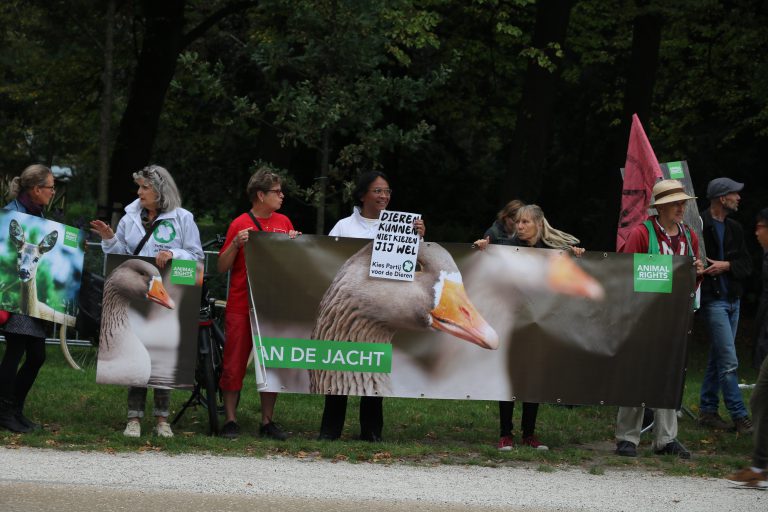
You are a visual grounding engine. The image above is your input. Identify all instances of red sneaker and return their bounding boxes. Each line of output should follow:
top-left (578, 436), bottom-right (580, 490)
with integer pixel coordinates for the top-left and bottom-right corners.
top-left (497, 435), bottom-right (514, 451)
top-left (521, 435), bottom-right (549, 451)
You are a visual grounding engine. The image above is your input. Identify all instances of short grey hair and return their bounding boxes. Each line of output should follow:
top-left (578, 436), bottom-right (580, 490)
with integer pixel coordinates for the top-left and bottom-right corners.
top-left (246, 167), bottom-right (281, 203)
top-left (132, 164), bottom-right (182, 212)
top-left (7, 164), bottom-right (53, 200)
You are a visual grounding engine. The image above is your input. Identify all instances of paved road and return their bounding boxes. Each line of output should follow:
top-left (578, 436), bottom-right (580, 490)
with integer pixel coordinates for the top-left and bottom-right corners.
top-left (0, 447), bottom-right (765, 511)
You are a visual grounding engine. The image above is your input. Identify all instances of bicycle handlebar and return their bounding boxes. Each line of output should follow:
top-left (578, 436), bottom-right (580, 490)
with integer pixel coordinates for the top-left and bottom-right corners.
top-left (201, 234), bottom-right (226, 251)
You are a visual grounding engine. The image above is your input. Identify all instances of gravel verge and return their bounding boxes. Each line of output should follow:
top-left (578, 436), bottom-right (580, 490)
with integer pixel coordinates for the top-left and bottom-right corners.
top-left (0, 447), bottom-right (765, 511)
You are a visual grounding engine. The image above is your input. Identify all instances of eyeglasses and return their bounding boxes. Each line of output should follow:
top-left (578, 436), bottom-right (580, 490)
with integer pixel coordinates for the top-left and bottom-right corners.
top-left (369, 188), bottom-right (392, 196)
top-left (266, 189), bottom-right (284, 196)
top-left (757, 223), bottom-right (768, 230)
top-left (39, 185), bottom-right (56, 191)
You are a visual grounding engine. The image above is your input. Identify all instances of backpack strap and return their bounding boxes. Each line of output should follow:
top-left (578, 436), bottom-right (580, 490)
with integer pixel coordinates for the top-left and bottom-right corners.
top-left (133, 219), bottom-right (162, 256)
top-left (247, 211), bottom-right (264, 232)
top-left (681, 224), bottom-right (693, 257)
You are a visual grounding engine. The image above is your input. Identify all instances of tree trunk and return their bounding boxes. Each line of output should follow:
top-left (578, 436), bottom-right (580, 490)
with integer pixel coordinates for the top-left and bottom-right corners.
top-left (595, 1), bottom-right (663, 250)
top-left (315, 129), bottom-right (330, 235)
top-left (106, 0), bottom-right (259, 215)
top-left (107, 0), bottom-right (186, 213)
top-left (622, 3), bottom-right (663, 140)
top-left (98, 0), bottom-right (115, 224)
top-left (502, 0), bottom-right (574, 204)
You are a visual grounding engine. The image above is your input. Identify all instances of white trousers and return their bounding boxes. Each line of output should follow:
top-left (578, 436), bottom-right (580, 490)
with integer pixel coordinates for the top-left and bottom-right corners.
top-left (616, 407), bottom-right (678, 450)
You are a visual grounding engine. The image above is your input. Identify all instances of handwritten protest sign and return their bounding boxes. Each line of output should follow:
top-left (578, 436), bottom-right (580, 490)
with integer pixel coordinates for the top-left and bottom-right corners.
top-left (369, 210), bottom-right (421, 281)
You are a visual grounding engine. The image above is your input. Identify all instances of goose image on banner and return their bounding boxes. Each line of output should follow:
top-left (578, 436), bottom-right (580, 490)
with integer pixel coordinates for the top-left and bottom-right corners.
top-left (382, 245), bottom-right (607, 398)
top-left (96, 259), bottom-right (175, 387)
top-left (308, 241), bottom-right (499, 396)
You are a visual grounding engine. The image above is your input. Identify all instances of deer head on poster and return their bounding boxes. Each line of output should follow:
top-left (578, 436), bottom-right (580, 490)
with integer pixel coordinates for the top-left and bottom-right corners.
top-left (8, 218), bottom-right (68, 322)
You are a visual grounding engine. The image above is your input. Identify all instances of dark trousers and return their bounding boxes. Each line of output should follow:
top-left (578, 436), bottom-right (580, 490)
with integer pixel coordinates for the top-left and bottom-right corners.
top-left (499, 401), bottom-right (539, 438)
top-left (752, 353), bottom-right (768, 469)
top-left (0, 333), bottom-right (46, 408)
top-left (320, 395), bottom-right (384, 440)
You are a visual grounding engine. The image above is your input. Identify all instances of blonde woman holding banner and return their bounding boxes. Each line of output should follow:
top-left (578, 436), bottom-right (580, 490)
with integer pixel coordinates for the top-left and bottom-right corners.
top-left (475, 203), bottom-right (584, 451)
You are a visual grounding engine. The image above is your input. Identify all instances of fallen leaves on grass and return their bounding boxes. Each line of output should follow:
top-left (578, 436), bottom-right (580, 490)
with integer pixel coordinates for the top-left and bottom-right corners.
top-left (372, 451), bottom-right (391, 462)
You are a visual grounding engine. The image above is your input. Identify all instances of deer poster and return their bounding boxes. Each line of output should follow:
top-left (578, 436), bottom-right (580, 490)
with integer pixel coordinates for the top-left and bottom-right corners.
top-left (0, 210), bottom-right (84, 327)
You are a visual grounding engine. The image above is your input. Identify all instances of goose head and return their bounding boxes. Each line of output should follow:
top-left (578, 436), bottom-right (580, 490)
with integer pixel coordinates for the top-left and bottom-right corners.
top-left (478, 246), bottom-right (604, 301)
top-left (322, 241), bottom-right (498, 349)
top-left (105, 258), bottom-right (175, 310)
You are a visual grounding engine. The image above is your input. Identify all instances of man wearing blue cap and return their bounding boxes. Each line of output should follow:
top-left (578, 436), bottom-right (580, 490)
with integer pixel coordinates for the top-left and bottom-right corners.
top-left (698, 177), bottom-right (753, 434)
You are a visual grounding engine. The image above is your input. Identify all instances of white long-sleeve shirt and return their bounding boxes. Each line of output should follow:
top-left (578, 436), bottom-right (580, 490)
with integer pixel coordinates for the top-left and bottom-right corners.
top-left (102, 198), bottom-right (204, 261)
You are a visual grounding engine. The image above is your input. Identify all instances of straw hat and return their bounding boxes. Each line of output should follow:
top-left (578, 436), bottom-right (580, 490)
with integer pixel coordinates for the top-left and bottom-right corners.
top-left (650, 179), bottom-right (696, 206)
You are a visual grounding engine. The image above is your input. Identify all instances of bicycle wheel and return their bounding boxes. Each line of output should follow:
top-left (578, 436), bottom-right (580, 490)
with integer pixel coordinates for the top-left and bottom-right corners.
top-left (59, 324), bottom-right (98, 371)
top-left (199, 327), bottom-right (220, 435)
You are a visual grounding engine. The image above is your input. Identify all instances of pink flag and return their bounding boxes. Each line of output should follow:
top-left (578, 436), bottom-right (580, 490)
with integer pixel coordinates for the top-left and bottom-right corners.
top-left (616, 114), bottom-right (663, 251)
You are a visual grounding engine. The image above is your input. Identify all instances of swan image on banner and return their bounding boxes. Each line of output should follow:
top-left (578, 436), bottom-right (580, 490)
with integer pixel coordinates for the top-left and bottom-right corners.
top-left (96, 259), bottom-right (175, 387)
top-left (308, 241), bottom-right (498, 396)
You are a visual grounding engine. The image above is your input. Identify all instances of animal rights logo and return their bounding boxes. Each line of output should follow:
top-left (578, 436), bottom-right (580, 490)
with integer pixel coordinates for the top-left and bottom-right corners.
top-left (153, 220), bottom-right (177, 244)
top-left (402, 260), bottom-right (414, 273)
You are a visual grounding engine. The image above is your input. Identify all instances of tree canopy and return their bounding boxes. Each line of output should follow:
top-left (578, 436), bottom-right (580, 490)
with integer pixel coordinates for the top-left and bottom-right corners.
top-left (1, 0), bottom-right (767, 253)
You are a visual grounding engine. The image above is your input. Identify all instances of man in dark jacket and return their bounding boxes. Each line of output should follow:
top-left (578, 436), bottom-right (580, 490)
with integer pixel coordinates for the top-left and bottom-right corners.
top-left (698, 177), bottom-right (753, 434)
top-left (724, 207), bottom-right (768, 488)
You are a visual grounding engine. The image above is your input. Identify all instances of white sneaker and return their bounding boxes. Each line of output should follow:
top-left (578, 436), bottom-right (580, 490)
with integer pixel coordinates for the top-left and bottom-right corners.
top-left (123, 421), bottom-right (141, 438)
top-left (153, 421), bottom-right (174, 438)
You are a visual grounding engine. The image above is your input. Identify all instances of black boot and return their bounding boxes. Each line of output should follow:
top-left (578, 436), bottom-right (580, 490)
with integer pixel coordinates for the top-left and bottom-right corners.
top-left (14, 404), bottom-right (41, 431)
top-left (0, 399), bottom-right (32, 433)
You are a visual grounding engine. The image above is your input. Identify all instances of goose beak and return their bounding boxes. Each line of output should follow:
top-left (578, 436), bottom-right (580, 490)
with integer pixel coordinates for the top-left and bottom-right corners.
top-left (547, 254), bottom-right (604, 301)
top-left (147, 275), bottom-right (175, 309)
top-left (430, 279), bottom-right (499, 350)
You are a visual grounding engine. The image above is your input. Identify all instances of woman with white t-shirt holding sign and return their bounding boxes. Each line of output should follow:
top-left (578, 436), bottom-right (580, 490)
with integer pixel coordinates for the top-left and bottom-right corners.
top-left (320, 171), bottom-right (425, 442)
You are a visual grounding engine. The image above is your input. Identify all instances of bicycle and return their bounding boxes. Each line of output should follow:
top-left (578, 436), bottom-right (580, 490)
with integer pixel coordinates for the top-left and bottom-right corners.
top-left (171, 236), bottom-right (227, 436)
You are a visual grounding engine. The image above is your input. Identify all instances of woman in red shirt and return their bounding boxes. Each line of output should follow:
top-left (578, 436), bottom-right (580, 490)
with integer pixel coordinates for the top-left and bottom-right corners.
top-left (217, 169), bottom-right (300, 439)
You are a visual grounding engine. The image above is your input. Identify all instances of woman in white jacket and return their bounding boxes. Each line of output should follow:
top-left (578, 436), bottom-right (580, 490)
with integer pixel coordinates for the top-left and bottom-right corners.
top-left (90, 165), bottom-right (203, 438)
top-left (320, 171), bottom-right (424, 442)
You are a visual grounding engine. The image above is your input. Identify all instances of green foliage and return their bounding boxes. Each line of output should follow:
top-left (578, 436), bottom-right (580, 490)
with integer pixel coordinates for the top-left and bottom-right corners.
top-left (242, 0), bottom-right (448, 223)
top-left (2, 0), bottom-right (768, 249)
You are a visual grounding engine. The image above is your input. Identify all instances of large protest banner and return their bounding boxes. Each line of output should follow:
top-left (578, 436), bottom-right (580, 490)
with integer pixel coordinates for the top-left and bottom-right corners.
top-left (95, 254), bottom-right (202, 389)
top-left (0, 209), bottom-right (84, 326)
top-left (246, 233), bottom-right (696, 409)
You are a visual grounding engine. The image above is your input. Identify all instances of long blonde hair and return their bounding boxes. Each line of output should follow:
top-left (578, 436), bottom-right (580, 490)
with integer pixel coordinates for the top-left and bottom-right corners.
top-left (516, 204), bottom-right (580, 249)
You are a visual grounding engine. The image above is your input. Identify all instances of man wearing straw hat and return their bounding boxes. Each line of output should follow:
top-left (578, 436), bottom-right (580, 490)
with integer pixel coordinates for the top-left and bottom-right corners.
top-left (698, 177), bottom-right (754, 434)
top-left (615, 179), bottom-right (705, 458)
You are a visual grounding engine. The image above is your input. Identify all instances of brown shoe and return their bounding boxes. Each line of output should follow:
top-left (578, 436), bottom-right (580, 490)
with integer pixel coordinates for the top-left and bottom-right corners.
top-left (725, 467), bottom-right (767, 488)
top-left (734, 416), bottom-right (754, 435)
top-left (699, 411), bottom-right (731, 430)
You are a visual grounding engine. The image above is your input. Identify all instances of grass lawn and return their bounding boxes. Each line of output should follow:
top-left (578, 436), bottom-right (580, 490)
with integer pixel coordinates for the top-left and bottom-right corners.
top-left (1, 315), bottom-right (759, 478)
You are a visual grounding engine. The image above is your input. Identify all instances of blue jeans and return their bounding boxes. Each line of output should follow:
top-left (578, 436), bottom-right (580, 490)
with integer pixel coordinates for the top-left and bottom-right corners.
top-left (699, 299), bottom-right (748, 419)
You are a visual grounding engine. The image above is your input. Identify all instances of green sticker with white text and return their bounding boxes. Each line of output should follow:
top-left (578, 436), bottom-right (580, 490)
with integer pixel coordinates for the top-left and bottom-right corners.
top-left (63, 226), bottom-right (80, 248)
top-left (633, 254), bottom-right (673, 293)
top-left (667, 161), bottom-right (684, 179)
top-left (170, 259), bottom-right (197, 286)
